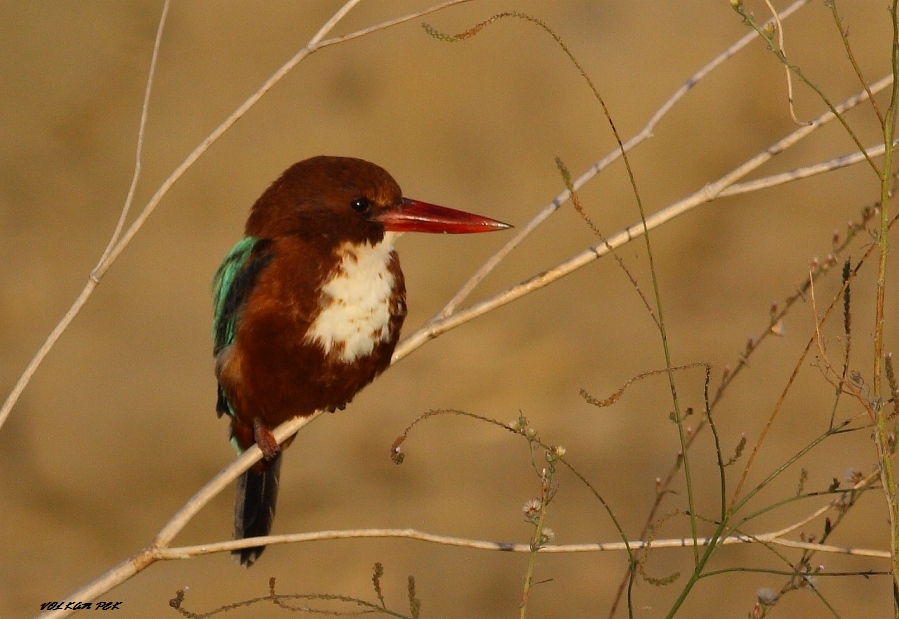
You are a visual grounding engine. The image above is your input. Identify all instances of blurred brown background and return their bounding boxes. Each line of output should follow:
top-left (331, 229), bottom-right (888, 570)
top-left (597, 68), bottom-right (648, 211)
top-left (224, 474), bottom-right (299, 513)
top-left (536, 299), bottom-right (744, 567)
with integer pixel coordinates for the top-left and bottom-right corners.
top-left (1, 1), bottom-right (897, 617)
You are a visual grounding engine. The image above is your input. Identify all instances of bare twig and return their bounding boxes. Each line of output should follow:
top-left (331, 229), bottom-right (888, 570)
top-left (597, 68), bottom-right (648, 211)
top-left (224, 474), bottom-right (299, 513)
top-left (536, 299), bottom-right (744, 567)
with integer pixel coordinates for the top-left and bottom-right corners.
top-left (0, 0), bottom-right (170, 432)
top-left (873, 0), bottom-right (899, 603)
top-left (719, 140), bottom-right (896, 197)
top-left (93, 3), bottom-right (168, 270)
top-left (0, 0), bottom-right (476, 434)
top-left (395, 73), bottom-right (893, 364)
top-left (828, 0), bottom-right (884, 124)
top-left (60, 526), bottom-right (899, 563)
top-left (430, 0), bottom-right (813, 322)
top-left (734, 1), bottom-right (881, 175)
top-left (51, 460), bottom-right (884, 617)
top-left (761, 0), bottom-right (806, 125)
top-left (39, 413), bottom-right (321, 619)
top-left (730, 209), bottom-right (899, 510)
top-left (186, 529), bottom-right (891, 559)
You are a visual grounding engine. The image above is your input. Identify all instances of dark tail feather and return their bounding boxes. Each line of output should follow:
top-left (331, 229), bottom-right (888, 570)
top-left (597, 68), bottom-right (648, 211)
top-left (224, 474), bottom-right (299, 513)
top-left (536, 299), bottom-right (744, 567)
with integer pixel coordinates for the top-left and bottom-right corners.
top-left (232, 456), bottom-right (281, 567)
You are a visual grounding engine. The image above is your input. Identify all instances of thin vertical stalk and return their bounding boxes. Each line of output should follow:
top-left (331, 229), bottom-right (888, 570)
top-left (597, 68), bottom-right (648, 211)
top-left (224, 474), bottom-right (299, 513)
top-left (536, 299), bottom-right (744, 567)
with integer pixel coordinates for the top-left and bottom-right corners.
top-left (874, 2), bottom-right (899, 612)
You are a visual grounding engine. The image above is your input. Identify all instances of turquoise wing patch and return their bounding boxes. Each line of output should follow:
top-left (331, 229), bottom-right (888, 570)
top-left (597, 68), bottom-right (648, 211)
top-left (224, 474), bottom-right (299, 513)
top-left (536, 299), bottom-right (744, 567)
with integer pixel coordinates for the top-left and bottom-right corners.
top-left (212, 236), bottom-right (273, 418)
top-left (212, 236), bottom-right (260, 355)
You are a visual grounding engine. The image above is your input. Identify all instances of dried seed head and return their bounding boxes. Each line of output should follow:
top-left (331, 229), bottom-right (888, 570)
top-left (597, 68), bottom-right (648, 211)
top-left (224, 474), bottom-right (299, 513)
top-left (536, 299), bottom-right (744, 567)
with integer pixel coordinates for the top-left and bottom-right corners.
top-left (844, 468), bottom-right (863, 484)
top-left (757, 588), bottom-right (778, 606)
top-left (522, 499), bottom-right (542, 517)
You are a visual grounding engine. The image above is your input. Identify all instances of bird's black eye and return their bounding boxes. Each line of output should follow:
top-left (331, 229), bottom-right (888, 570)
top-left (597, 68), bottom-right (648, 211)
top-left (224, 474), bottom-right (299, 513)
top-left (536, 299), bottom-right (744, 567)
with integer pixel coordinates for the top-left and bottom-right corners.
top-left (350, 198), bottom-right (371, 214)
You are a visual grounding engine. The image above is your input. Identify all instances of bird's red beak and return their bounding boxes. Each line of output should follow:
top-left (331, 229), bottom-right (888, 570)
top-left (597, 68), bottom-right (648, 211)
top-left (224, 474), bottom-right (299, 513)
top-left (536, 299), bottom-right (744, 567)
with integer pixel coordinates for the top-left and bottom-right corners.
top-left (376, 198), bottom-right (512, 234)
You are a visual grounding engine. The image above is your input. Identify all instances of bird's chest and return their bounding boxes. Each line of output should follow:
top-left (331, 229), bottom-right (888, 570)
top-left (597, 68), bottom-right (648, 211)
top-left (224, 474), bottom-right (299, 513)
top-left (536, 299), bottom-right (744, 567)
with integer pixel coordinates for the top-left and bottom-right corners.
top-left (303, 235), bottom-right (405, 364)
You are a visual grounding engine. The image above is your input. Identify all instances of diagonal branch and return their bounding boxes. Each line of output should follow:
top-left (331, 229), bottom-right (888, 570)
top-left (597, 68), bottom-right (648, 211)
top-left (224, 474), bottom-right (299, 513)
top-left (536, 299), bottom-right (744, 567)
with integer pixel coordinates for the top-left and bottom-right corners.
top-left (395, 73), bottom-right (892, 363)
top-left (430, 0), bottom-right (813, 322)
top-left (0, 0), bottom-right (477, 435)
top-left (162, 527), bottom-right (890, 560)
top-left (0, 0), bottom-right (171, 433)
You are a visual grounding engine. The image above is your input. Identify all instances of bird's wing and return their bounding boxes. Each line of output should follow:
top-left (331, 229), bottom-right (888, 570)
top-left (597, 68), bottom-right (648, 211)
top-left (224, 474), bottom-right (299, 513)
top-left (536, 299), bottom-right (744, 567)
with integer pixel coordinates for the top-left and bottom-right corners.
top-left (212, 236), bottom-right (273, 417)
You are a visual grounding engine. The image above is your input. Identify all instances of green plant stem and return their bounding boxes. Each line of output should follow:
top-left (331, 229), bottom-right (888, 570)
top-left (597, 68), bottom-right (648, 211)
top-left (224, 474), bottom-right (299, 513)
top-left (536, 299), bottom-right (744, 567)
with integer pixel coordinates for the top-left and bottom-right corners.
top-left (520, 464), bottom-right (553, 619)
top-left (829, 0), bottom-right (884, 124)
top-left (519, 512), bottom-right (545, 619)
top-left (734, 3), bottom-right (880, 175)
top-left (662, 521), bottom-right (726, 619)
top-left (662, 419), bottom-right (852, 618)
top-left (874, 3), bottom-right (899, 613)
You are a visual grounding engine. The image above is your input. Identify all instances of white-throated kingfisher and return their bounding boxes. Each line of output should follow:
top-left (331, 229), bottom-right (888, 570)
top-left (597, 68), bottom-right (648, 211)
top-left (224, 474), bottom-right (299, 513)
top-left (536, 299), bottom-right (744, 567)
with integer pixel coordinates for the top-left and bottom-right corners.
top-left (212, 156), bottom-right (511, 566)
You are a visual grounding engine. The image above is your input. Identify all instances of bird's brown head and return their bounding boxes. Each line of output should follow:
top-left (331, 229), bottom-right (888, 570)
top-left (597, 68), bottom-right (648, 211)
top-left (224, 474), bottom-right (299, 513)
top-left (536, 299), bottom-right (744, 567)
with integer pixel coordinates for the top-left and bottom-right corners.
top-left (245, 156), bottom-right (511, 245)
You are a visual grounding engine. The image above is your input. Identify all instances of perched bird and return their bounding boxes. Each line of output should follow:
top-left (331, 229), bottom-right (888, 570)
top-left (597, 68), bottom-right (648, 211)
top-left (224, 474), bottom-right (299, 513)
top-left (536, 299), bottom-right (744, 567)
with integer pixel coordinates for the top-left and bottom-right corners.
top-left (212, 156), bottom-right (510, 566)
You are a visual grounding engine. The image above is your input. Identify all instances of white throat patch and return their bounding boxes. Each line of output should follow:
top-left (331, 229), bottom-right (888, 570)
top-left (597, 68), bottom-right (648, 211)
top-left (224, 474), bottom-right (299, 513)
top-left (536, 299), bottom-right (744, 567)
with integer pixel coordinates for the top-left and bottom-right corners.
top-left (305, 232), bottom-right (399, 363)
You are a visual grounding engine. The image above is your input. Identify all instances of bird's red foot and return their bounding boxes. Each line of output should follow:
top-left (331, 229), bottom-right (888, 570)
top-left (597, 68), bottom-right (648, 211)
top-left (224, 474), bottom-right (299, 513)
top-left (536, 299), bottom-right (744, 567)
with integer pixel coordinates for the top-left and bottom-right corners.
top-left (253, 418), bottom-right (281, 461)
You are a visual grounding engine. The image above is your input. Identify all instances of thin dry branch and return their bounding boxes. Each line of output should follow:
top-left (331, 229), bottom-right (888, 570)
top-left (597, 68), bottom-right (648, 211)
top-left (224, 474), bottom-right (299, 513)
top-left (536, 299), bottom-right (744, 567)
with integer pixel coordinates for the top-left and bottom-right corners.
top-left (0, 0), bottom-right (475, 434)
top-left (47, 528), bottom-right (891, 619)
top-left (761, 0), bottom-right (805, 126)
top-left (809, 270), bottom-right (870, 413)
top-left (719, 140), bottom-right (896, 197)
top-left (395, 73), bottom-right (893, 363)
top-left (168, 528), bottom-right (889, 559)
top-left (730, 209), bottom-right (899, 511)
top-left (0, 0), bottom-right (170, 433)
top-left (84, 526), bottom-right (899, 563)
top-left (40, 513), bottom-right (892, 619)
top-left (39, 413), bottom-right (321, 619)
top-left (93, 2), bottom-right (168, 270)
top-left (430, 0), bottom-right (812, 322)
top-left (163, 468), bottom-right (884, 560)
